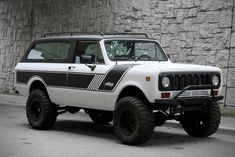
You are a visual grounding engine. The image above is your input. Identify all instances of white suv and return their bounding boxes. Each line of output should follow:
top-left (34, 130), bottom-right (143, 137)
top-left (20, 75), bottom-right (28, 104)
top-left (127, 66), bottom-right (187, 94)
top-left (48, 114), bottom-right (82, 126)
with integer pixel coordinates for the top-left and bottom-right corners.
top-left (15, 32), bottom-right (223, 145)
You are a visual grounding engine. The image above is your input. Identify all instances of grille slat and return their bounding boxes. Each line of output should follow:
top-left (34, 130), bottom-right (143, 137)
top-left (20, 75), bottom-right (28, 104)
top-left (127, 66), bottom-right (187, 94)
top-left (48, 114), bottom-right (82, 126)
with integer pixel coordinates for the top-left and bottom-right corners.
top-left (172, 73), bottom-right (212, 90)
top-left (174, 75), bottom-right (180, 90)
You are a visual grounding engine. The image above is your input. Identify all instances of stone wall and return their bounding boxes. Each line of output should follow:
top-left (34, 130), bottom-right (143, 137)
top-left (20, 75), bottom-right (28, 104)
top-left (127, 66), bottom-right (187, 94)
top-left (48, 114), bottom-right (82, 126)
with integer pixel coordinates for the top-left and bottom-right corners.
top-left (0, 0), bottom-right (32, 92)
top-left (226, 0), bottom-right (235, 106)
top-left (0, 0), bottom-right (234, 106)
top-left (111, 0), bottom-right (235, 106)
top-left (31, 0), bottom-right (114, 39)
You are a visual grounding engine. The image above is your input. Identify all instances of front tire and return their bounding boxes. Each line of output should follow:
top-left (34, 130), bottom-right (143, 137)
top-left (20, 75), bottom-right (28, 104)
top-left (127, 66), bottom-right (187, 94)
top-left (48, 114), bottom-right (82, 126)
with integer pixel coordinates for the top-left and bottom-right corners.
top-left (26, 89), bottom-right (57, 130)
top-left (113, 96), bottom-right (155, 145)
top-left (181, 102), bottom-right (221, 137)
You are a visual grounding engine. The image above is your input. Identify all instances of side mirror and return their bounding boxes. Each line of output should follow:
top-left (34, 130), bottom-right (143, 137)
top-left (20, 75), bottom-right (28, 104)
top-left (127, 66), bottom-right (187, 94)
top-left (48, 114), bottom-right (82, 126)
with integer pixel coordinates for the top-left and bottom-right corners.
top-left (80, 54), bottom-right (95, 64)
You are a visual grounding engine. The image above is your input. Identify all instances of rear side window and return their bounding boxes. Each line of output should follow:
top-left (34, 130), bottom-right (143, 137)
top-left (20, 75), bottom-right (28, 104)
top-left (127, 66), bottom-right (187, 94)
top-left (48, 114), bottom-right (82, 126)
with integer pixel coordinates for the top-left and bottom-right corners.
top-left (27, 42), bottom-right (71, 61)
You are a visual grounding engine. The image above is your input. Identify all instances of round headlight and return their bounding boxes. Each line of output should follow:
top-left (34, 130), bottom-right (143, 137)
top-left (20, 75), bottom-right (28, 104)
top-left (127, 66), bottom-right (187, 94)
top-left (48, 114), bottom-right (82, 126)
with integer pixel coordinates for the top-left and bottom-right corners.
top-left (212, 75), bottom-right (219, 87)
top-left (162, 76), bottom-right (170, 88)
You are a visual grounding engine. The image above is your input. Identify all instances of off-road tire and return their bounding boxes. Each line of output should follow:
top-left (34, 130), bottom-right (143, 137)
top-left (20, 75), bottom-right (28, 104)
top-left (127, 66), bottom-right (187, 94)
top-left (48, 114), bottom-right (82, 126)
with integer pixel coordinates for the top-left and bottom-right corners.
top-left (181, 102), bottom-right (221, 137)
top-left (113, 96), bottom-right (155, 145)
top-left (26, 89), bottom-right (57, 130)
top-left (88, 109), bottom-right (113, 124)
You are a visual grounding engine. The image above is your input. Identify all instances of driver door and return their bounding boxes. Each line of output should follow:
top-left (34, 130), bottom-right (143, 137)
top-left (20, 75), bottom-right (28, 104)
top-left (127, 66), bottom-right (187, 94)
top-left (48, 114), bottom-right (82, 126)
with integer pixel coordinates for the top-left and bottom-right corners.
top-left (65, 40), bottom-right (112, 110)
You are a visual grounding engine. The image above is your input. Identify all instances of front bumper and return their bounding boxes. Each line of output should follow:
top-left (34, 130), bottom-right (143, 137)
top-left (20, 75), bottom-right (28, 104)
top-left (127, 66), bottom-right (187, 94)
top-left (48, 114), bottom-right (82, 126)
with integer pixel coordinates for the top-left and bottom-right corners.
top-left (155, 85), bottom-right (223, 106)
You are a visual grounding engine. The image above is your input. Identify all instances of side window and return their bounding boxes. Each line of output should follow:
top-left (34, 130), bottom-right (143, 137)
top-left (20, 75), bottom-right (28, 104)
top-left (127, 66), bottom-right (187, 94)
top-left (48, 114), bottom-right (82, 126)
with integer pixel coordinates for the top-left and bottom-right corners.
top-left (75, 41), bottom-right (104, 64)
top-left (27, 42), bottom-right (71, 61)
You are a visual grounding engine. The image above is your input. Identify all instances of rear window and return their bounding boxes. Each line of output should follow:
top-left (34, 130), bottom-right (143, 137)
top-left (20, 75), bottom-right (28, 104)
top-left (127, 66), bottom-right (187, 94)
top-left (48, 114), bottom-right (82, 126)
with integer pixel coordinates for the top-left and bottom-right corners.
top-left (26, 42), bottom-right (71, 61)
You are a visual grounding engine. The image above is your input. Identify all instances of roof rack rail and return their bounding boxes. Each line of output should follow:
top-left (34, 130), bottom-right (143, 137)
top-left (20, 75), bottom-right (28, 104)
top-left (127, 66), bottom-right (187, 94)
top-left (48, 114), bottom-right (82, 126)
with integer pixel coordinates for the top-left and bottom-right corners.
top-left (43, 32), bottom-right (104, 37)
top-left (103, 32), bottom-right (148, 37)
top-left (43, 32), bottom-right (148, 37)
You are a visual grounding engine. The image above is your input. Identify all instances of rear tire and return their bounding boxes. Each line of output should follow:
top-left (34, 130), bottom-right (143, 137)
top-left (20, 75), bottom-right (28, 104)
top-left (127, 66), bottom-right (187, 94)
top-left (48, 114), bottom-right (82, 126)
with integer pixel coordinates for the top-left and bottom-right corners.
top-left (113, 96), bottom-right (155, 145)
top-left (26, 89), bottom-right (57, 130)
top-left (88, 109), bottom-right (113, 124)
top-left (181, 102), bottom-right (221, 137)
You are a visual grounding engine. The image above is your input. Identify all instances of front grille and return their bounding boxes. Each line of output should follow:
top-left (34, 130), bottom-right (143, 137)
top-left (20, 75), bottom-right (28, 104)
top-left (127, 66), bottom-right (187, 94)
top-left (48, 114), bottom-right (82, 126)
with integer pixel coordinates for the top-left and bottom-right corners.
top-left (173, 90), bottom-right (210, 97)
top-left (159, 72), bottom-right (220, 91)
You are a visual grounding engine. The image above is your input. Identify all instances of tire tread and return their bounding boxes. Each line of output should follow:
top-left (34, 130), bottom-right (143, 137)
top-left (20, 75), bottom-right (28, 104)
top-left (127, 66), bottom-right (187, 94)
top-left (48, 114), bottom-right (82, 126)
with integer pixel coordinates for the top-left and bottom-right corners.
top-left (114, 96), bottom-right (155, 145)
top-left (181, 102), bottom-right (221, 137)
top-left (26, 89), bottom-right (57, 130)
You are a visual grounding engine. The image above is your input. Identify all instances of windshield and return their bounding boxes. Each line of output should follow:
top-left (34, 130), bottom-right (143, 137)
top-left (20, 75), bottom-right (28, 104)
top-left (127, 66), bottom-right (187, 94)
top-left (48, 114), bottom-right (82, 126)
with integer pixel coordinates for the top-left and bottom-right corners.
top-left (104, 40), bottom-right (168, 61)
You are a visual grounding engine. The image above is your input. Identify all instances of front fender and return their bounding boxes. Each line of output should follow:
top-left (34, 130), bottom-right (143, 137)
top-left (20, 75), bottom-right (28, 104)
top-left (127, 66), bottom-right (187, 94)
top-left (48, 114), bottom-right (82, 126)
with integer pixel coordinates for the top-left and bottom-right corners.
top-left (104, 74), bottom-right (159, 111)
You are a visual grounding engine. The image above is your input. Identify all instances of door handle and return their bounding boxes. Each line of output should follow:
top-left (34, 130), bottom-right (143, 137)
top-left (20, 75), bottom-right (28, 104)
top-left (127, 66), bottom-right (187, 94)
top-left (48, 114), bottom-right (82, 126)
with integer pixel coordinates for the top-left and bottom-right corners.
top-left (86, 64), bottom-right (96, 71)
top-left (68, 66), bottom-right (75, 70)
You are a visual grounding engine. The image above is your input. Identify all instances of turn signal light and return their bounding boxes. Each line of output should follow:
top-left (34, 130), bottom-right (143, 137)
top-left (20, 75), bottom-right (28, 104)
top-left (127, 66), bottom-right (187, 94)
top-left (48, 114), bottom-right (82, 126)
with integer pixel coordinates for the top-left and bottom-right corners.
top-left (211, 91), bottom-right (218, 96)
top-left (161, 92), bottom-right (170, 98)
top-left (146, 76), bottom-right (151, 81)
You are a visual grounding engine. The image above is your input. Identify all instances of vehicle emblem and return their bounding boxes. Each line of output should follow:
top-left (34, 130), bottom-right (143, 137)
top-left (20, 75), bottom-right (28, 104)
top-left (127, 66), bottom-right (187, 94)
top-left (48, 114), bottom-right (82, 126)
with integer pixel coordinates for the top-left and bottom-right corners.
top-left (105, 82), bottom-right (114, 87)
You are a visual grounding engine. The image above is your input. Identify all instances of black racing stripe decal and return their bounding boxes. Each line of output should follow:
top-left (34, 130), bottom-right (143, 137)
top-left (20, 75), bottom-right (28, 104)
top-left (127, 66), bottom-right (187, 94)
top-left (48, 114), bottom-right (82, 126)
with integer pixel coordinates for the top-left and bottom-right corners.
top-left (17, 71), bottom-right (95, 89)
top-left (16, 64), bottom-right (134, 92)
top-left (98, 65), bottom-right (133, 91)
top-left (17, 71), bottom-right (66, 86)
top-left (67, 74), bottom-right (94, 89)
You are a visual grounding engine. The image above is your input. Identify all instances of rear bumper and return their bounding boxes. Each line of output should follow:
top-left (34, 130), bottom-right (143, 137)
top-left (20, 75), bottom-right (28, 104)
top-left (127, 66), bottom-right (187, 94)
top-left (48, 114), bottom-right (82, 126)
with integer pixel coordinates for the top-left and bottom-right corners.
top-left (155, 85), bottom-right (223, 106)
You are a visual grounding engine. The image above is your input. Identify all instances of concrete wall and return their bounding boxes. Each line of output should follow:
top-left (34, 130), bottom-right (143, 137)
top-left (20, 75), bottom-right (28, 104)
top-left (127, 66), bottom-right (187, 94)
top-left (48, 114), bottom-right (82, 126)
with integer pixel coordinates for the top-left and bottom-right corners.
top-left (0, 0), bottom-right (234, 106)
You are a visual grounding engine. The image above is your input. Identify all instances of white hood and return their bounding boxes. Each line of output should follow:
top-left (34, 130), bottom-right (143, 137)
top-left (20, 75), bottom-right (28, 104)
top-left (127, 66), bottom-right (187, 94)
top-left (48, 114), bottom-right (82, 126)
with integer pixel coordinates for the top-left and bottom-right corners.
top-left (117, 61), bottom-right (221, 73)
top-left (151, 63), bottom-right (221, 73)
